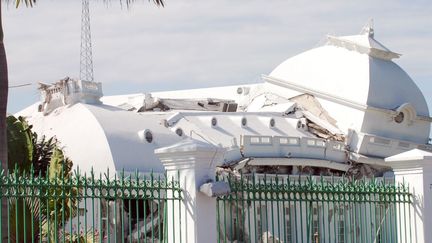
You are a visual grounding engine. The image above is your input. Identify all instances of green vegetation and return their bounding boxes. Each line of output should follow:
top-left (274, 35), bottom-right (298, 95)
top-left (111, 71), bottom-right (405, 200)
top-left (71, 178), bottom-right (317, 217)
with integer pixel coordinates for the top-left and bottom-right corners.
top-left (6, 115), bottom-right (80, 242)
top-left (6, 115), bottom-right (70, 176)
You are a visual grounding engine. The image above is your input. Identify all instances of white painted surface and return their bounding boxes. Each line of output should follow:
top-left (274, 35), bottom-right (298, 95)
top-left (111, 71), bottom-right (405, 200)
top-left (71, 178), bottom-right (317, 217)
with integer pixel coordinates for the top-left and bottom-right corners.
top-left (385, 149), bottom-right (432, 243)
top-left (17, 103), bottom-right (116, 174)
top-left (247, 157), bottom-right (350, 171)
top-left (361, 109), bottom-right (430, 144)
top-left (267, 32), bottom-right (430, 144)
top-left (269, 45), bottom-right (370, 106)
top-left (327, 32), bottom-right (400, 60)
top-left (269, 32), bottom-right (426, 112)
top-left (385, 148), bottom-right (432, 164)
top-left (19, 102), bottom-right (329, 173)
top-left (156, 139), bottom-right (225, 243)
top-left (83, 105), bottom-right (182, 172)
top-left (18, 103), bottom-right (184, 173)
top-left (354, 133), bottom-right (432, 159)
top-left (241, 135), bottom-right (346, 162)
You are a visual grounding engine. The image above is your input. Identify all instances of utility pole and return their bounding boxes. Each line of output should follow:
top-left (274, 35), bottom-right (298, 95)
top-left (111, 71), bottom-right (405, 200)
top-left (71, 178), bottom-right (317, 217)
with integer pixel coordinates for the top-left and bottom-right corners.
top-left (80, 0), bottom-right (94, 82)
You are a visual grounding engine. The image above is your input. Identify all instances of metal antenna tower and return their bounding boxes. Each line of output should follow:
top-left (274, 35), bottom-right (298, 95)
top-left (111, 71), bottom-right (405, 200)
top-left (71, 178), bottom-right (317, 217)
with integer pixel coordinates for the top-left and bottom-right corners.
top-left (80, 0), bottom-right (94, 82)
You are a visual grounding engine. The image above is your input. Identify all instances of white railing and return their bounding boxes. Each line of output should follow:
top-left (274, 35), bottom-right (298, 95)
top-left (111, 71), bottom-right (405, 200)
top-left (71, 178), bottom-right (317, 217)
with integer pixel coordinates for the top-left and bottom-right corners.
top-left (241, 135), bottom-right (346, 162)
top-left (360, 134), bottom-right (432, 158)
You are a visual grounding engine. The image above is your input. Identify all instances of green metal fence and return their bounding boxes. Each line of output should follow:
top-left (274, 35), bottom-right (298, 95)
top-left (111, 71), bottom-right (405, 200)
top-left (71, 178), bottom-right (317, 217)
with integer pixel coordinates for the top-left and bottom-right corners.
top-left (216, 173), bottom-right (412, 243)
top-left (0, 168), bottom-right (182, 243)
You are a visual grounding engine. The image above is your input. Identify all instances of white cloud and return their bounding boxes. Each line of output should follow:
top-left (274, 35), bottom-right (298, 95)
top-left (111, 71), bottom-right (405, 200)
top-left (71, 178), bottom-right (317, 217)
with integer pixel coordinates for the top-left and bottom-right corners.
top-left (4, 0), bottom-right (432, 112)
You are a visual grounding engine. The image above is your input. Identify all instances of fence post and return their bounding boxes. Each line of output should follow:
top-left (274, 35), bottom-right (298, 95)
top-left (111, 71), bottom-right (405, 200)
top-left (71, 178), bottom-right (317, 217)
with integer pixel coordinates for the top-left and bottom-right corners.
top-left (385, 149), bottom-right (432, 243)
top-left (155, 139), bottom-right (225, 243)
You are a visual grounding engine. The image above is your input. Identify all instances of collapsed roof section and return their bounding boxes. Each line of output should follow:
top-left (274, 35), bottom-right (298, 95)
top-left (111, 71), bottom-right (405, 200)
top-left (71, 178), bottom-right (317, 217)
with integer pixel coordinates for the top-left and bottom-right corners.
top-left (135, 94), bottom-right (238, 113)
top-left (19, 25), bottom-right (432, 179)
top-left (28, 72), bottom-right (432, 180)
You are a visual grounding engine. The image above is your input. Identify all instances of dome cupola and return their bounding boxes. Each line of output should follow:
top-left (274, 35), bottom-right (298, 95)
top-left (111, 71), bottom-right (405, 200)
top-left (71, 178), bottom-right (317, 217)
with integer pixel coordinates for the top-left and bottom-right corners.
top-left (264, 23), bottom-right (430, 143)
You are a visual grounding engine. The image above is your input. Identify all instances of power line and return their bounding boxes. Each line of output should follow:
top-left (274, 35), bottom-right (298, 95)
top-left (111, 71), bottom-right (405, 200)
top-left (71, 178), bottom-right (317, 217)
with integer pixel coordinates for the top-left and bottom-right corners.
top-left (8, 83), bottom-right (32, 89)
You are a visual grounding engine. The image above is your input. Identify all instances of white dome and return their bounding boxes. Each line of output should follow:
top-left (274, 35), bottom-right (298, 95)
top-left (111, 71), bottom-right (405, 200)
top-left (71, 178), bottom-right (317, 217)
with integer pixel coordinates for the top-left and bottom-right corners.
top-left (268, 33), bottom-right (429, 117)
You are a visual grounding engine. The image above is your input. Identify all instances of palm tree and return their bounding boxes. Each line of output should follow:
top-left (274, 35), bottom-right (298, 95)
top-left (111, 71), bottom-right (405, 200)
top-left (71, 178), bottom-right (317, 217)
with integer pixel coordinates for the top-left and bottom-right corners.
top-left (0, 0), bottom-right (164, 240)
top-left (0, 2), bottom-right (10, 240)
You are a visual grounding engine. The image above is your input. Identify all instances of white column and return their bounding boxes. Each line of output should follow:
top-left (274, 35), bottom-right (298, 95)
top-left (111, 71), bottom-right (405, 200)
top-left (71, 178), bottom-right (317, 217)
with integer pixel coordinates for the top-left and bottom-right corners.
top-left (155, 139), bottom-right (225, 243)
top-left (385, 149), bottom-right (432, 243)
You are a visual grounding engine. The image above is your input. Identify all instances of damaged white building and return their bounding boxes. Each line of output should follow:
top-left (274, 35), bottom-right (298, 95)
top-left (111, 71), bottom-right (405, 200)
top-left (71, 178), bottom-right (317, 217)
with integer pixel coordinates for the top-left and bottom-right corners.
top-left (19, 25), bottom-right (431, 177)
top-left (17, 25), bottom-right (432, 243)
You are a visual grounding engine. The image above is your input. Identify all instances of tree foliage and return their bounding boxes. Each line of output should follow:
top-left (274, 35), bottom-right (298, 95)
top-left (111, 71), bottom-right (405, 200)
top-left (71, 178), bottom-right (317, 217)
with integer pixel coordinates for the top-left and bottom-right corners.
top-left (6, 116), bottom-right (32, 172)
top-left (6, 116), bottom-right (78, 242)
top-left (6, 115), bottom-right (67, 177)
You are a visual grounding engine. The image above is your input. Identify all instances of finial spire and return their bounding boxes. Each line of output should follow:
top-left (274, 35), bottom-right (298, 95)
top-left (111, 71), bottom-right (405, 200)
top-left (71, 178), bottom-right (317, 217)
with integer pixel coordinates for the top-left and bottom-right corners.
top-left (360, 18), bottom-right (374, 37)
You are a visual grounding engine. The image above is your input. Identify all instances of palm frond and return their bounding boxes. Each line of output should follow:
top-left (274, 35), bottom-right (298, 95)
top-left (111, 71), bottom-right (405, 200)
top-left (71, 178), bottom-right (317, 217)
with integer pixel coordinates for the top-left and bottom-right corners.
top-left (108, 0), bottom-right (165, 7)
top-left (9, 0), bottom-right (165, 8)
top-left (17, 0), bottom-right (36, 7)
top-left (3, 0), bottom-right (37, 8)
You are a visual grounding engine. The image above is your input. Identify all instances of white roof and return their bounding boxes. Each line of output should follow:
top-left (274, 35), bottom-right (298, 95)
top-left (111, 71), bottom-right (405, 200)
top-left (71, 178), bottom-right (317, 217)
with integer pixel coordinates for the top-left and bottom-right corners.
top-left (385, 148), bottom-right (432, 162)
top-left (101, 84), bottom-right (259, 110)
top-left (268, 33), bottom-right (429, 116)
top-left (155, 137), bottom-right (218, 154)
top-left (19, 103), bottom-right (183, 173)
top-left (385, 148), bottom-right (432, 169)
top-left (327, 31), bottom-right (401, 60)
top-left (19, 102), bottom-right (316, 173)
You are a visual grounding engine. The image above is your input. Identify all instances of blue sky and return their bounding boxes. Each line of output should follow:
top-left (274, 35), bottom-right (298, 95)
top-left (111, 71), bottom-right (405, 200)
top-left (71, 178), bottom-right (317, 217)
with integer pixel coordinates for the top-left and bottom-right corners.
top-left (3, 0), bottom-right (432, 113)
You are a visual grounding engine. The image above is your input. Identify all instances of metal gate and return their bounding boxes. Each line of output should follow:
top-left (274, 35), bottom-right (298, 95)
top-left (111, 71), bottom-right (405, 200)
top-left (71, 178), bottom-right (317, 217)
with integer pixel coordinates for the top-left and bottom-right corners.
top-left (0, 168), bottom-right (182, 242)
top-left (216, 174), bottom-right (412, 243)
